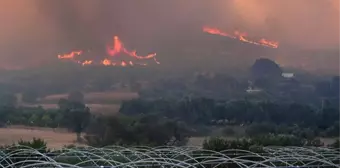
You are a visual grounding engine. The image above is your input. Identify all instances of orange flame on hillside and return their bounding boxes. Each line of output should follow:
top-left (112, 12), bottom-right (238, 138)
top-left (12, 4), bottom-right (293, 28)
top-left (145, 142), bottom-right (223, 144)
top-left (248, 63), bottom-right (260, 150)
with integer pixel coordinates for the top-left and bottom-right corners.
top-left (107, 36), bottom-right (158, 60)
top-left (58, 51), bottom-right (82, 59)
top-left (57, 36), bottom-right (159, 67)
top-left (80, 60), bottom-right (93, 66)
top-left (203, 26), bottom-right (279, 48)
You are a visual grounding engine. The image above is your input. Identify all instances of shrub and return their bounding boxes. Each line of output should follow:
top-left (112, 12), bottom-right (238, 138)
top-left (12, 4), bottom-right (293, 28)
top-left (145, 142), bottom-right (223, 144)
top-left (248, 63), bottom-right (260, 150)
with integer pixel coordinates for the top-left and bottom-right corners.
top-left (17, 138), bottom-right (48, 152)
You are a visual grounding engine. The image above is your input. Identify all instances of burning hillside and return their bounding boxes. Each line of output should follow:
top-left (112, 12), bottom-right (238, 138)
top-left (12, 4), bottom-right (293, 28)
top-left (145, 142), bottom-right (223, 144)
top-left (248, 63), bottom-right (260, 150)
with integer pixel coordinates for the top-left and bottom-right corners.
top-left (58, 26), bottom-right (280, 68)
top-left (58, 36), bottom-right (159, 67)
top-left (203, 26), bottom-right (279, 49)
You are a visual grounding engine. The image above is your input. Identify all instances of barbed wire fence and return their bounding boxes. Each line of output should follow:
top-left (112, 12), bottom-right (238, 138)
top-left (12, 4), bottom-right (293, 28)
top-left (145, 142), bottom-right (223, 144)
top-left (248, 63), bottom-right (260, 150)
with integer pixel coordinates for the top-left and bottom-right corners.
top-left (0, 146), bottom-right (339, 167)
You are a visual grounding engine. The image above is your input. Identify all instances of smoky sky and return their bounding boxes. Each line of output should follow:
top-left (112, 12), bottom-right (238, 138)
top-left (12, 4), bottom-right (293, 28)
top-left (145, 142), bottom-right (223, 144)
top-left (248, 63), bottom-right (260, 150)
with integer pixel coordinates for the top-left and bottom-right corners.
top-left (0, 0), bottom-right (338, 68)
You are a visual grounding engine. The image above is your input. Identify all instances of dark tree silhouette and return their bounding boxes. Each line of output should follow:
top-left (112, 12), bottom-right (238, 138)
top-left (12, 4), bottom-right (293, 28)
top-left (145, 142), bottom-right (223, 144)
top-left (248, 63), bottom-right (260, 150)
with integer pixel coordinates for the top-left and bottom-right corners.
top-left (67, 91), bottom-right (84, 103)
top-left (59, 99), bottom-right (91, 142)
top-left (85, 114), bottom-right (190, 147)
top-left (251, 58), bottom-right (282, 79)
top-left (331, 76), bottom-right (339, 97)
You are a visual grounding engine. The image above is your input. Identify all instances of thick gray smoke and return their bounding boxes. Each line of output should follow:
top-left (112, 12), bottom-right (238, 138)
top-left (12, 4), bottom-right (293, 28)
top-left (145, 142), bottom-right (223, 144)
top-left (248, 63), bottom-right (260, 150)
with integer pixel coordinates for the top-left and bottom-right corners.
top-left (0, 0), bottom-right (338, 69)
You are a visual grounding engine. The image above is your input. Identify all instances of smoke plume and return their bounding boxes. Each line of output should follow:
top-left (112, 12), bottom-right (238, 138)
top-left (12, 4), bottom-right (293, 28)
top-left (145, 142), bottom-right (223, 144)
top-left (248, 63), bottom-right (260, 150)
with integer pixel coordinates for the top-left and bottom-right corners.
top-left (0, 0), bottom-right (338, 69)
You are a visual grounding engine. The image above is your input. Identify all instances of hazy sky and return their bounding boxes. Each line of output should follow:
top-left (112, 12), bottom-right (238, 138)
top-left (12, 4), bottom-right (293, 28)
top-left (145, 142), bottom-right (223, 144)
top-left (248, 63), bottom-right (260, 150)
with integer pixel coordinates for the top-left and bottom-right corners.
top-left (0, 0), bottom-right (338, 68)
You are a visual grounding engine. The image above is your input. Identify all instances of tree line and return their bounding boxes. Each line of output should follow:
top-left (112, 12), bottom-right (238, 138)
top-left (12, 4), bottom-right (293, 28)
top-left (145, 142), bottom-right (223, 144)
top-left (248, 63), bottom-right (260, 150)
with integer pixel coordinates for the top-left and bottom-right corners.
top-left (203, 135), bottom-right (340, 152)
top-left (1, 136), bottom-right (339, 154)
top-left (0, 92), bottom-right (338, 147)
top-left (119, 98), bottom-right (339, 137)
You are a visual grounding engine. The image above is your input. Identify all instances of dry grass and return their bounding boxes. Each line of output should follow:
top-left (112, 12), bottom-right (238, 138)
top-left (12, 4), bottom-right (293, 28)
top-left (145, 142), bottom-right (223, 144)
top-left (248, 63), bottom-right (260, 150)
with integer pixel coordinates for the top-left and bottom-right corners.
top-left (21, 91), bottom-right (137, 115)
top-left (41, 91), bottom-right (138, 104)
top-left (41, 94), bottom-right (67, 101)
top-left (0, 127), bottom-right (336, 149)
top-left (187, 137), bottom-right (207, 146)
top-left (22, 104), bottom-right (59, 109)
top-left (0, 127), bottom-right (207, 149)
top-left (87, 104), bottom-right (121, 115)
top-left (0, 127), bottom-right (78, 149)
top-left (319, 137), bottom-right (337, 146)
top-left (23, 104), bottom-right (121, 114)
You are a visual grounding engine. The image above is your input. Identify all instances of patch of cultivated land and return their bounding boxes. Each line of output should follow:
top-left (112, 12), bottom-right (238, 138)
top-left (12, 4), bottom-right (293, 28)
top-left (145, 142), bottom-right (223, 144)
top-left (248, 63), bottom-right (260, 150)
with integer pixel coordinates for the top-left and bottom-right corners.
top-left (0, 127), bottom-right (78, 149)
top-left (0, 126), bottom-right (336, 149)
top-left (24, 103), bottom-right (121, 114)
top-left (41, 91), bottom-right (139, 104)
top-left (21, 91), bottom-right (138, 114)
top-left (85, 104), bottom-right (121, 115)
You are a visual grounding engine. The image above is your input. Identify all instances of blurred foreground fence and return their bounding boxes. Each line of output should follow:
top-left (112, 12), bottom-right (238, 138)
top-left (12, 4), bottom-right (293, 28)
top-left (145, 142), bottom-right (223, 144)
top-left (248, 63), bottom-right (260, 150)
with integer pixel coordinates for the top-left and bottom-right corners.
top-left (0, 145), bottom-right (339, 168)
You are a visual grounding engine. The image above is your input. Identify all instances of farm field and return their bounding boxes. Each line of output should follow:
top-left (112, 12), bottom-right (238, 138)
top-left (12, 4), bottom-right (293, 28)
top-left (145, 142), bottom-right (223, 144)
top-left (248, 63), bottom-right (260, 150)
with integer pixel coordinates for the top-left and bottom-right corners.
top-left (0, 127), bottom-right (210, 148)
top-left (20, 91), bottom-right (138, 114)
top-left (23, 103), bottom-right (121, 114)
top-left (0, 127), bottom-right (336, 149)
top-left (4, 91), bottom-right (139, 148)
top-left (0, 127), bottom-right (78, 149)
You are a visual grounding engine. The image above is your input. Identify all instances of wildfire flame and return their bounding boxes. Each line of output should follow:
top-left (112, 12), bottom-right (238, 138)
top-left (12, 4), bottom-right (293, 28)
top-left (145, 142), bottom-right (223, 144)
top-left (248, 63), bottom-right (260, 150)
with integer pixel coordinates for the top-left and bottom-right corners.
top-left (58, 36), bottom-right (159, 67)
top-left (58, 51), bottom-right (82, 59)
top-left (107, 36), bottom-right (158, 60)
top-left (203, 26), bottom-right (279, 48)
top-left (80, 60), bottom-right (93, 66)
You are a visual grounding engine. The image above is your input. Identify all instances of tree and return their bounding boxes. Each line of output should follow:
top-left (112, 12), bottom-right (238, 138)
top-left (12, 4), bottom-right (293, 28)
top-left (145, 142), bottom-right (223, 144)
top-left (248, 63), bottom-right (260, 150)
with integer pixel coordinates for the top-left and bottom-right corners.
top-left (315, 81), bottom-right (331, 97)
top-left (85, 114), bottom-right (190, 147)
top-left (58, 98), bottom-right (69, 110)
top-left (67, 91), bottom-right (84, 103)
top-left (331, 76), bottom-right (339, 97)
top-left (54, 113), bottom-right (65, 128)
top-left (251, 58), bottom-right (282, 79)
top-left (119, 99), bottom-right (152, 115)
top-left (71, 103), bottom-right (90, 142)
top-left (28, 114), bottom-right (40, 126)
top-left (202, 134), bottom-right (322, 152)
top-left (60, 100), bottom-right (91, 142)
top-left (17, 138), bottom-right (48, 152)
top-left (0, 94), bottom-right (17, 107)
top-left (41, 114), bottom-right (53, 127)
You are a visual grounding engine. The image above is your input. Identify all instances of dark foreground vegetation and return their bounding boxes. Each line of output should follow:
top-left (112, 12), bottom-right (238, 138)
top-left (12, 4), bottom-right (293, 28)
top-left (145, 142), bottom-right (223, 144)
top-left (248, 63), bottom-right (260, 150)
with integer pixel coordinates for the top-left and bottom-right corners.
top-left (0, 96), bottom-right (339, 147)
top-left (120, 98), bottom-right (339, 137)
top-left (0, 138), bottom-right (339, 168)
